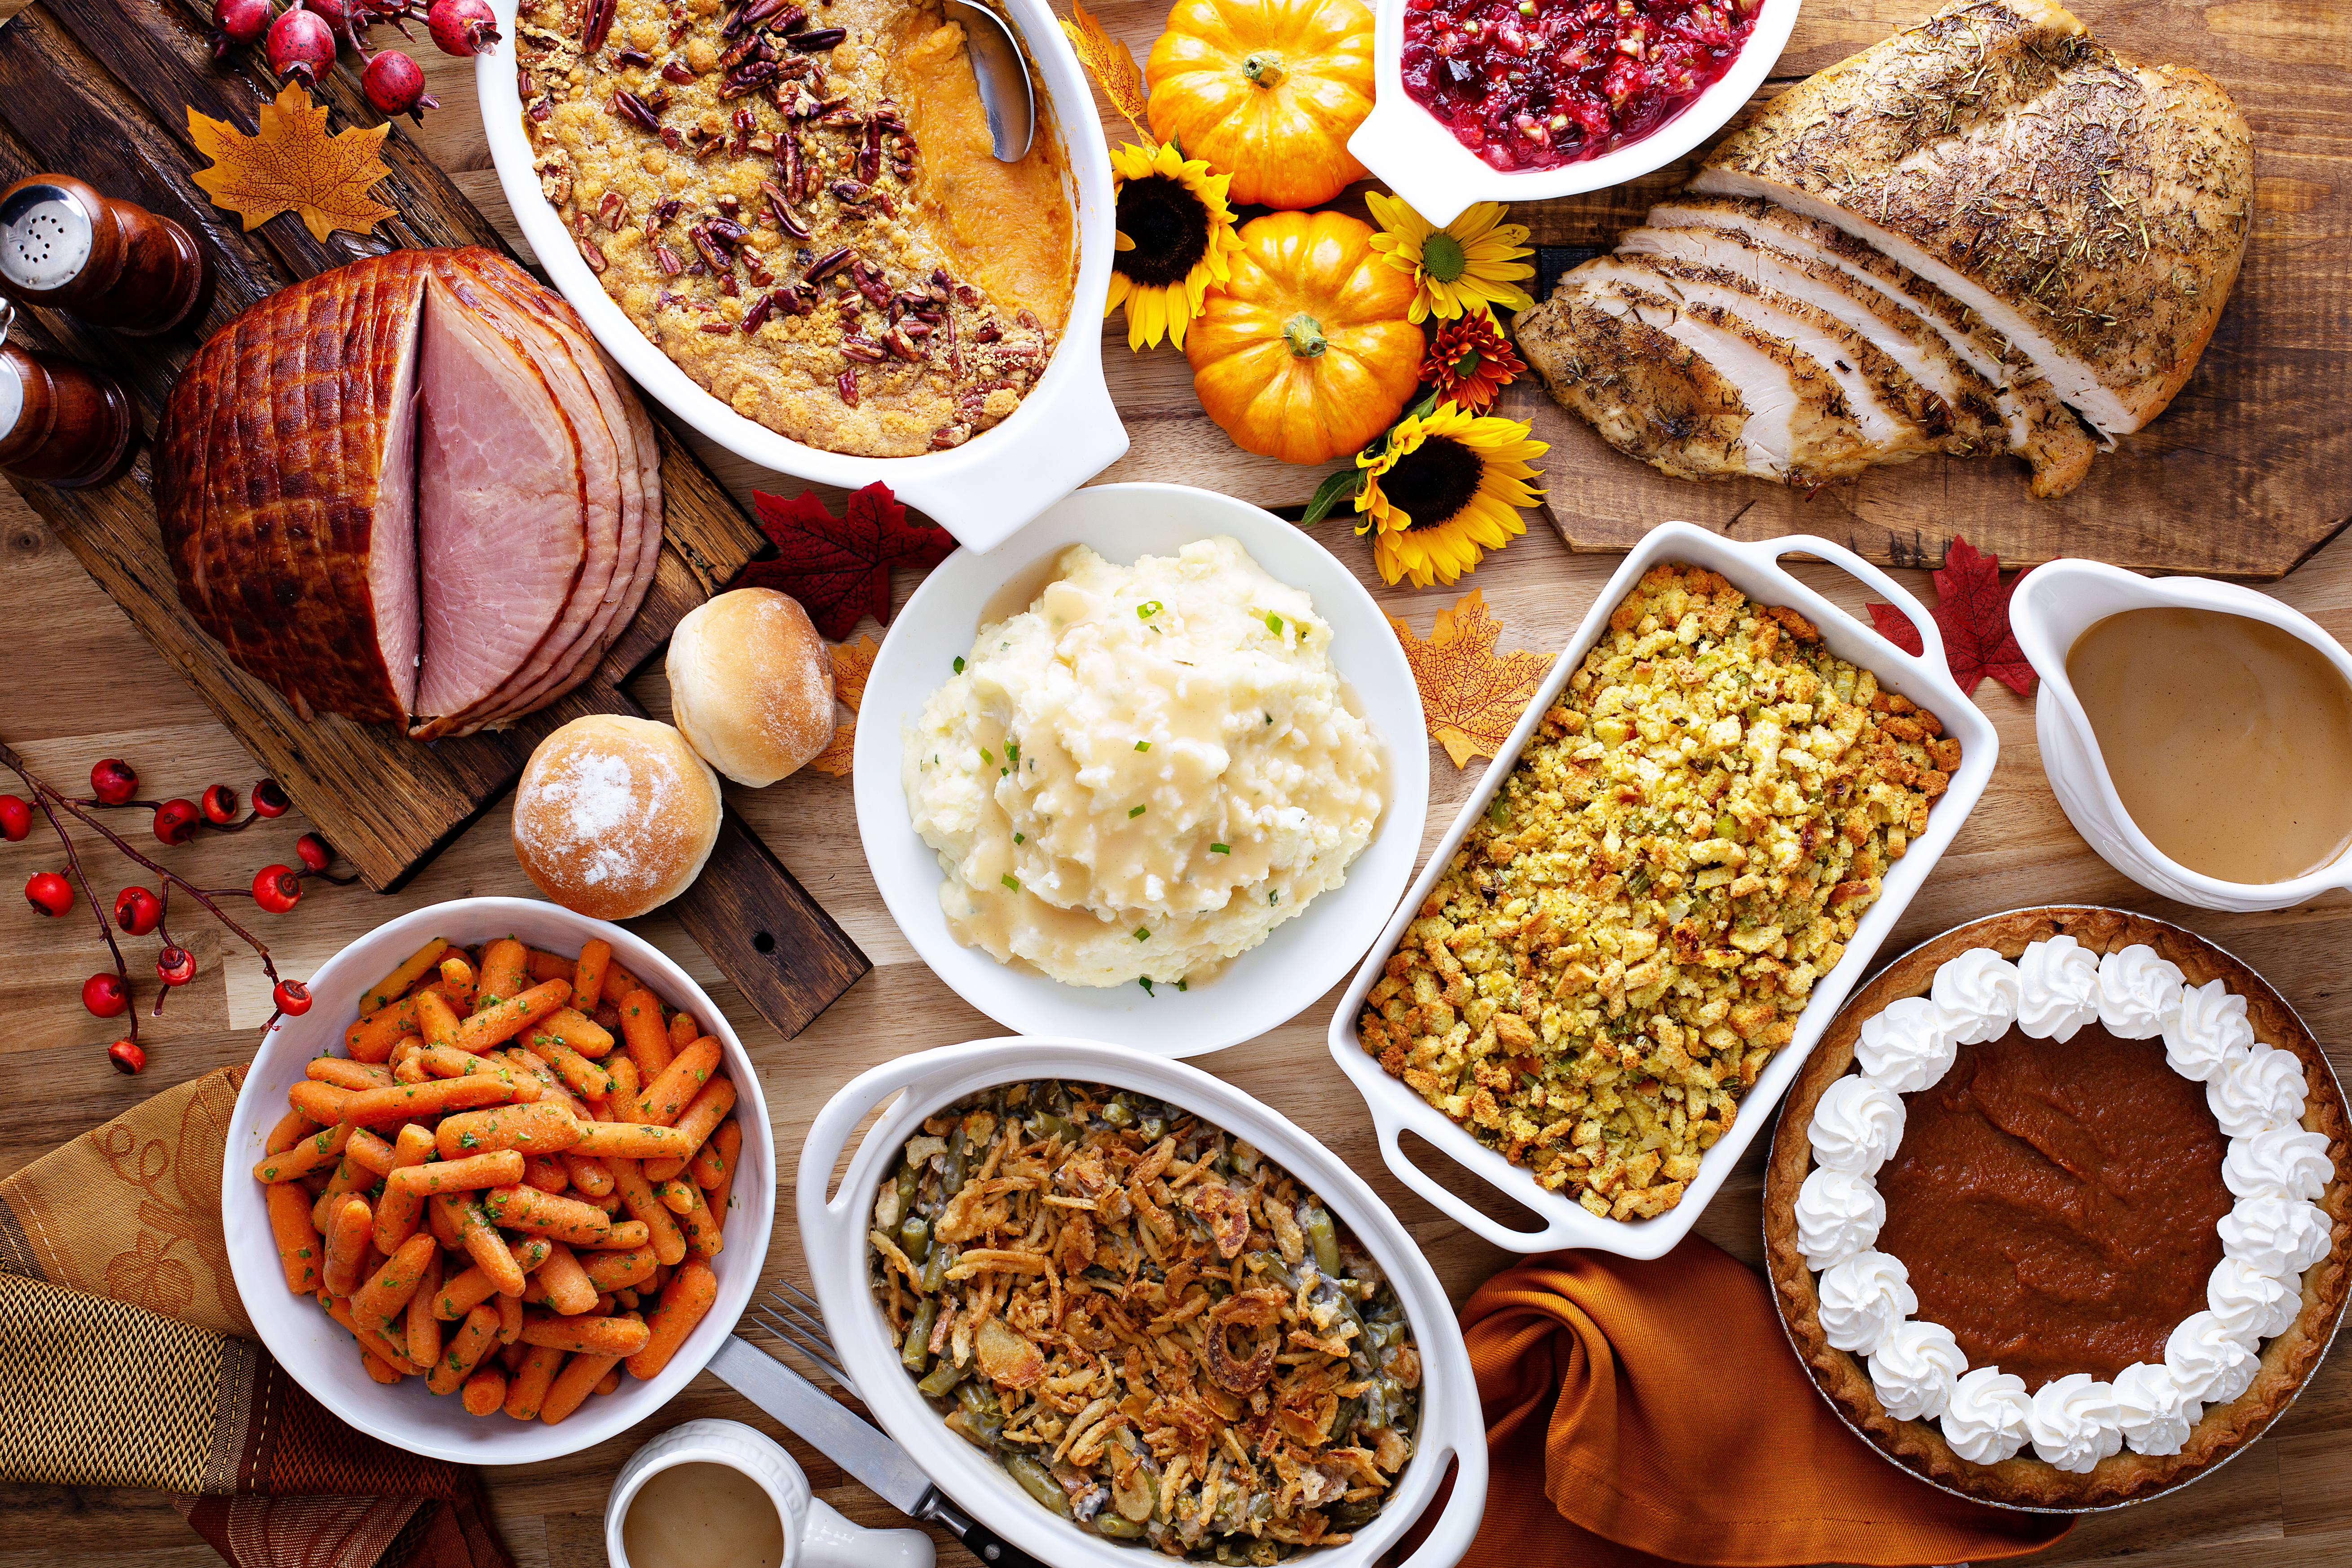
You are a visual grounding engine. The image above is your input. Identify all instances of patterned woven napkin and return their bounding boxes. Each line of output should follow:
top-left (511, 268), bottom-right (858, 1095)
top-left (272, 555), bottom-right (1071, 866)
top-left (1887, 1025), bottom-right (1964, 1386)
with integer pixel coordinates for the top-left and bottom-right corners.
top-left (0, 1064), bottom-right (512, 1568)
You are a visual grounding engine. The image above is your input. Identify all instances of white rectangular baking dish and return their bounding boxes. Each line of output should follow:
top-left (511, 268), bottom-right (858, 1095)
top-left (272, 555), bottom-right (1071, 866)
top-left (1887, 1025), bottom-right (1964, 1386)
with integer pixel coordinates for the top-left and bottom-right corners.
top-left (1324, 522), bottom-right (1998, 1258)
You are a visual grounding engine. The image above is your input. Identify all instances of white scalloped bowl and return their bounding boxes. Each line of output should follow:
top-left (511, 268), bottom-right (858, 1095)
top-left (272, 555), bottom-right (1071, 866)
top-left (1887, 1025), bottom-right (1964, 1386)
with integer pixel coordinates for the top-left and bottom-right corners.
top-left (477, 0), bottom-right (1125, 553)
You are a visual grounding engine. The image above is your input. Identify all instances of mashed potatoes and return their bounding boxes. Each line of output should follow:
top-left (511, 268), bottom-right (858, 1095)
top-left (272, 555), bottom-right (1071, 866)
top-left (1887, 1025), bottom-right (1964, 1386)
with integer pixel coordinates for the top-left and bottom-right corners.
top-left (905, 537), bottom-right (1386, 988)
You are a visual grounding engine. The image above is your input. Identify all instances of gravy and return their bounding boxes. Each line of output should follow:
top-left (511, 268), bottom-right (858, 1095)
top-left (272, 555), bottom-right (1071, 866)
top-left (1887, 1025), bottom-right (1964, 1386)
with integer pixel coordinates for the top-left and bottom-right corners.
top-left (621, 1462), bottom-right (786, 1568)
top-left (2066, 606), bottom-right (2352, 883)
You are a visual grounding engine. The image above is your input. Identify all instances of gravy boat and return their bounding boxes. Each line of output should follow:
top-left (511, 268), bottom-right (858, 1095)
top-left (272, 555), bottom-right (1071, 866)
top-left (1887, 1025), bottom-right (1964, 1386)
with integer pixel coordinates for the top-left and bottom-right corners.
top-left (2010, 559), bottom-right (2352, 911)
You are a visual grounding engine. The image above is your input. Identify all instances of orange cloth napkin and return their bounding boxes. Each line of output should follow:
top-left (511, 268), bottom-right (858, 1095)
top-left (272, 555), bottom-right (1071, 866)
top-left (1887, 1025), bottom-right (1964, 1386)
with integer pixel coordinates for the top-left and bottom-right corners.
top-left (0, 1065), bottom-right (512, 1568)
top-left (1455, 1240), bottom-right (2072, 1568)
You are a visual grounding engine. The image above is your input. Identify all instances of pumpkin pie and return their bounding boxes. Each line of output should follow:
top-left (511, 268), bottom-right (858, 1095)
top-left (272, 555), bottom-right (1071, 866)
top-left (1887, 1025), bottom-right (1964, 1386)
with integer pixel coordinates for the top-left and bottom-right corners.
top-left (1764, 906), bottom-right (2350, 1509)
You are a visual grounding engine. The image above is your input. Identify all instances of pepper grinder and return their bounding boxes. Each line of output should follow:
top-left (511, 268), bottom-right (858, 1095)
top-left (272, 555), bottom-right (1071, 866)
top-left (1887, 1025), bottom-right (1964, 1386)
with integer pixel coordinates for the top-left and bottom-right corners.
top-left (0, 173), bottom-right (208, 337)
top-left (0, 301), bottom-right (135, 490)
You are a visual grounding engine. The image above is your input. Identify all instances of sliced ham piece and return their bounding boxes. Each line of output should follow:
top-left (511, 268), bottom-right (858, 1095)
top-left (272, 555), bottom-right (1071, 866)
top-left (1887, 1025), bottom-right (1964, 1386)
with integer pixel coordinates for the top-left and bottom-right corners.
top-left (410, 264), bottom-right (589, 726)
top-left (1692, 0), bottom-right (2252, 437)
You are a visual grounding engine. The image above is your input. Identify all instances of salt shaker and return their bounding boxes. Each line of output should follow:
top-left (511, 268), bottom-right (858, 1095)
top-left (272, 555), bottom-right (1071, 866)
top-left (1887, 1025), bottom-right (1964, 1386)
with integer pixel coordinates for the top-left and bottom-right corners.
top-left (0, 174), bottom-right (208, 337)
top-left (0, 302), bottom-right (135, 489)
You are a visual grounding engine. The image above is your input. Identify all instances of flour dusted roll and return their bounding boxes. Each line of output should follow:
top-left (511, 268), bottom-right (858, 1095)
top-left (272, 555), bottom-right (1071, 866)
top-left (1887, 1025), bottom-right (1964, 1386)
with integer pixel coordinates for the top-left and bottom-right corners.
top-left (512, 715), bottom-right (721, 919)
top-left (665, 588), bottom-right (835, 787)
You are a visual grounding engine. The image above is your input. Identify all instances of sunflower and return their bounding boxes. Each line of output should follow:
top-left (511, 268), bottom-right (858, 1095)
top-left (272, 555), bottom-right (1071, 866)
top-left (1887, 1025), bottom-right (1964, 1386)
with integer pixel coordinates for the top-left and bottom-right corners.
top-left (1364, 193), bottom-right (1536, 324)
top-left (1355, 402), bottom-right (1547, 588)
top-left (1106, 141), bottom-right (1243, 350)
top-left (1419, 310), bottom-right (1528, 412)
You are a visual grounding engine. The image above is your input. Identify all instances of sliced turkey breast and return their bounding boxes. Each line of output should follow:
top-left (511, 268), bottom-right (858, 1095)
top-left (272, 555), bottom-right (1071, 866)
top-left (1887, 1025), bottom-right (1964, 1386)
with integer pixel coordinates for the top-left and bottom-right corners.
top-left (410, 267), bottom-right (589, 728)
top-left (1694, 0), bottom-right (2252, 437)
top-left (1644, 195), bottom-right (2099, 496)
top-left (1516, 278), bottom-right (1881, 484)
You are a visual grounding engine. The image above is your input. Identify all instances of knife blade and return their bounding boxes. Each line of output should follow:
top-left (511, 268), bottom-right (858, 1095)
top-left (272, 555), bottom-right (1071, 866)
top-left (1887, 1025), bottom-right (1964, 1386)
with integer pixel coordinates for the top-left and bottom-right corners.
top-left (707, 1334), bottom-right (1053, 1568)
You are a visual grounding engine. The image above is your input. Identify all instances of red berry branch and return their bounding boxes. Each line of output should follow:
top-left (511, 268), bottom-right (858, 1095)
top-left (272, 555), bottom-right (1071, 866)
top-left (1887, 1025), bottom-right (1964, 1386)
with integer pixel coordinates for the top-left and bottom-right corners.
top-left (206, 0), bottom-right (501, 122)
top-left (0, 741), bottom-right (347, 1074)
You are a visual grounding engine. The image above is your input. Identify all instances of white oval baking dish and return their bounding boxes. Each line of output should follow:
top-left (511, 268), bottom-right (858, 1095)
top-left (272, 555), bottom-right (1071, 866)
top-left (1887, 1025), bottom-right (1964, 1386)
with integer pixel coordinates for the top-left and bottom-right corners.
top-left (796, 1038), bottom-right (1487, 1568)
top-left (221, 897), bottom-right (775, 1463)
top-left (1324, 522), bottom-right (1999, 1258)
top-left (2010, 558), bottom-right (2352, 912)
top-left (477, 0), bottom-right (1125, 553)
top-left (1346, 0), bottom-right (1802, 228)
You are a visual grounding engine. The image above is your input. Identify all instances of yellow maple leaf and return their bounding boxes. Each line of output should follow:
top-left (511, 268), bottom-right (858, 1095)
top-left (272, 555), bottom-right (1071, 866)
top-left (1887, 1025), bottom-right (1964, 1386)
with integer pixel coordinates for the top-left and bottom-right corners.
top-left (1059, 4), bottom-right (1149, 136)
top-left (190, 82), bottom-right (395, 243)
top-left (804, 634), bottom-right (881, 778)
top-left (1388, 590), bottom-right (1550, 769)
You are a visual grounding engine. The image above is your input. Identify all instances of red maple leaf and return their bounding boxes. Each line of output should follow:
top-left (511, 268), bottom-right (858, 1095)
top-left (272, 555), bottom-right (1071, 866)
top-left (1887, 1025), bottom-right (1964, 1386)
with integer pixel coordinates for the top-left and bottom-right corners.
top-left (1866, 537), bottom-right (2037, 698)
top-left (733, 483), bottom-right (958, 641)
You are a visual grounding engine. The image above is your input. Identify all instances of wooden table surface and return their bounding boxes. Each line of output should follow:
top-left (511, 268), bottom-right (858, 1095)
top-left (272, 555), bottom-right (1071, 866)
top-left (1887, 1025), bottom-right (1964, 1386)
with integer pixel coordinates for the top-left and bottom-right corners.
top-left (5, 10), bottom-right (2352, 1568)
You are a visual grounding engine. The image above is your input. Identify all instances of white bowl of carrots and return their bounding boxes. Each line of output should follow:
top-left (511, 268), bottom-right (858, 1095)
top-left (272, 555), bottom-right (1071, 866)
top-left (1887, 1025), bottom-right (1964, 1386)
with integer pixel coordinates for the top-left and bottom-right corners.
top-left (223, 896), bottom-right (774, 1463)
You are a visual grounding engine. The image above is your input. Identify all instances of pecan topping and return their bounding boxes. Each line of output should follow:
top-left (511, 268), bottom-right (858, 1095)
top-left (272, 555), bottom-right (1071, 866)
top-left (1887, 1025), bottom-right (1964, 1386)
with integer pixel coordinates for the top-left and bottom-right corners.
top-left (609, 88), bottom-right (662, 131)
top-left (803, 245), bottom-right (856, 282)
top-left (837, 367), bottom-right (859, 405)
top-left (661, 57), bottom-right (695, 82)
top-left (614, 46), bottom-right (653, 66)
top-left (788, 26), bottom-right (846, 50)
top-left (760, 180), bottom-right (812, 239)
top-left (699, 319), bottom-right (737, 333)
top-left (574, 234), bottom-right (609, 274)
top-left (583, 0), bottom-right (618, 53)
top-left (655, 243), bottom-right (684, 276)
top-left (596, 190), bottom-right (627, 231)
top-left (840, 334), bottom-right (887, 362)
top-left (884, 326), bottom-right (925, 361)
top-left (720, 58), bottom-right (777, 97)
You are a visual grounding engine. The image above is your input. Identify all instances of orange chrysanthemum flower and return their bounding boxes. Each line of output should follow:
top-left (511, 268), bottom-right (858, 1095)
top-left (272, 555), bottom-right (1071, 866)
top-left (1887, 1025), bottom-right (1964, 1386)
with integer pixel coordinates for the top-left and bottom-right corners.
top-left (1418, 311), bottom-right (1527, 412)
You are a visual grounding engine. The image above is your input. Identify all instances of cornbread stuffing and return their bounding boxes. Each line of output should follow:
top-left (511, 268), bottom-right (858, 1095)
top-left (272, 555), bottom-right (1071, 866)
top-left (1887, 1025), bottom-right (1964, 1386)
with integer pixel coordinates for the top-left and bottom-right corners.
top-left (1356, 564), bottom-right (1960, 1221)
top-left (871, 1081), bottom-right (1421, 1557)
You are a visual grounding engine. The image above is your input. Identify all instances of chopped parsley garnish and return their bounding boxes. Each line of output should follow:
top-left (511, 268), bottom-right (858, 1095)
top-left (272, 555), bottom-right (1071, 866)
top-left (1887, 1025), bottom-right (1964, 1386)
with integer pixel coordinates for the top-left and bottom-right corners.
top-left (1134, 928), bottom-right (1150, 941)
top-left (1269, 890), bottom-right (1280, 905)
top-left (1138, 977), bottom-right (1155, 996)
top-left (1013, 833), bottom-right (1025, 844)
top-left (1129, 804), bottom-right (1147, 817)
top-left (1176, 978), bottom-right (1188, 992)
top-left (953, 656), bottom-right (965, 673)
top-left (1134, 740), bottom-right (1150, 752)
top-left (1210, 843), bottom-right (1230, 854)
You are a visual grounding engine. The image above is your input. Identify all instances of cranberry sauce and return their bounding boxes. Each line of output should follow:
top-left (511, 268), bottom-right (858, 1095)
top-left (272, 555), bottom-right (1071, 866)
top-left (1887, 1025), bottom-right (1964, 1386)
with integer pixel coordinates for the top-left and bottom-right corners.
top-left (1401, 0), bottom-right (1758, 172)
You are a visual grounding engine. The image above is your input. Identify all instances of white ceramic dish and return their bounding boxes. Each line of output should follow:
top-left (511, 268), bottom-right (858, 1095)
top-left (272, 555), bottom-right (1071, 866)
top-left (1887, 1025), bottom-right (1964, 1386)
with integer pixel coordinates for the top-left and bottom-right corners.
top-left (607, 1418), bottom-right (934, 1568)
top-left (2011, 558), bottom-right (2352, 911)
top-left (221, 897), bottom-right (776, 1464)
top-left (476, 0), bottom-right (1126, 553)
top-left (853, 482), bottom-right (1431, 1056)
top-left (1346, 0), bottom-right (1802, 228)
top-left (1325, 522), bottom-right (1999, 1258)
top-left (796, 1038), bottom-right (1487, 1568)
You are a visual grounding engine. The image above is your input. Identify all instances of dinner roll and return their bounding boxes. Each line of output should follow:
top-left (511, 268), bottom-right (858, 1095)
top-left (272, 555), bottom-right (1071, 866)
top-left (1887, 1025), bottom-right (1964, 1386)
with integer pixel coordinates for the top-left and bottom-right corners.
top-left (666, 588), bottom-right (835, 786)
top-left (512, 715), bottom-right (722, 920)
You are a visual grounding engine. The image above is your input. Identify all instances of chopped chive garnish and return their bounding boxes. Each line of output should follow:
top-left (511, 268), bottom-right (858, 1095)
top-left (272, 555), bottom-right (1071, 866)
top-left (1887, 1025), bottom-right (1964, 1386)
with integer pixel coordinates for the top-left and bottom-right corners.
top-left (1134, 740), bottom-right (1150, 752)
top-left (1013, 833), bottom-right (1025, 844)
top-left (1139, 978), bottom-right (1155, 996)
top-left (1176, 979), bottom-right (1188, 992)
top-left (1006, 740), bottom-right (1019, 762)
top-left (1001, 874), bottom-right (1019, 891)
top-left (1130, 804), bottom-right (1147, 817)
top-left (1210, 843), bottom-right (1230, 854)
top-left (1266, 613), bottom-right (1283, 634)
top-left (1138, 600), bottom-right (1162, 618)
top-left (1269, 890), bottom-right (1280, 905)
top-left (953, 656), bottom-right (965, 673)
top-left (980, 748), bottom-right (993, 764)
top-left (1134, 928), bottom-right (1150, 941)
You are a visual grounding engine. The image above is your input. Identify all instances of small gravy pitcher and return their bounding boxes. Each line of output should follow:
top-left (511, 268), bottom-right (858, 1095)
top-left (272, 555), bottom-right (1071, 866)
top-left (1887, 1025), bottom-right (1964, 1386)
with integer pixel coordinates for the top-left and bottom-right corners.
top-left (2010, 558), bottom-right (2352, 911)
top-left (608, 1418), bottom-right (935, 1568)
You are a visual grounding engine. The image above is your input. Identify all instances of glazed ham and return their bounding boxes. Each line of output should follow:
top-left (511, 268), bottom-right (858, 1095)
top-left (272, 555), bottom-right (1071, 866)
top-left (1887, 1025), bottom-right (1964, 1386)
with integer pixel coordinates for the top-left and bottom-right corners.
top-left (159, 247), bottom-right (663, 737)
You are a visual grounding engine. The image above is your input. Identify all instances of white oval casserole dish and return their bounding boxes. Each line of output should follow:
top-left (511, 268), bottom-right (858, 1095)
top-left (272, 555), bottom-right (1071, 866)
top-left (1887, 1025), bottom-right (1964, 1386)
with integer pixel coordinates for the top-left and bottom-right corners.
top-left (477, 0), bottom-right (1126, 553)
top-left (1325, 522), bottom-right (1999, 1258)
top-left (796, 1038), bottom-right (1487, 1568)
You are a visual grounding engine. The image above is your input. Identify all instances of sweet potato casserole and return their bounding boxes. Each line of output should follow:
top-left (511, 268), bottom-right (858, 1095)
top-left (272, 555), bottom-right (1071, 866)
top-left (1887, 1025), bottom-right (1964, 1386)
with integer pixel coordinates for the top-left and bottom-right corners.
top-left (517, 0), bottom-right (1075, 456)
top-left (1356, 564), bottom-right (1960, 1221)
top-left (869, 1081), bottom-right (1422, 1559)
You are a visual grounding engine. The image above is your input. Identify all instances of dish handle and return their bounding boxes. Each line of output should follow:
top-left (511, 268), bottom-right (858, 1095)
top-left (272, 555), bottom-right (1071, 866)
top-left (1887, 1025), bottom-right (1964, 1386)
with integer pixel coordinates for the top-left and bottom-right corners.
top-left (891, 371), bottom-right (1129, 555)
top-left (1368, 1093), bottom-right (1597, 1254)
top-left (1739, 534), bottom-right (1948, 672)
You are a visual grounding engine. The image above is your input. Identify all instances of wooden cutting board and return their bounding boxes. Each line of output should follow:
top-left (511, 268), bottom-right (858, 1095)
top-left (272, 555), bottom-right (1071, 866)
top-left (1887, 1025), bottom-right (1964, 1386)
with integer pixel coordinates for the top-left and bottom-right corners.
top-left (0, 0), bottom-right (868, 1038)
top-left (1073, 0), bottom-right (2351, 579)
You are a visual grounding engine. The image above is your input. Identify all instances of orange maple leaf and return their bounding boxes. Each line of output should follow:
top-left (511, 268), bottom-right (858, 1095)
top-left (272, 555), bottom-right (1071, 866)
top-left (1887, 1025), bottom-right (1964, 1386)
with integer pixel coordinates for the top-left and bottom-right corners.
top-left (190, 82), bottom-right (395, 243)
top-left (1388, 590), bottom-right (1549, 769)
top-left (1059, 4), bottom-right (1149, 136)
top-left (804, 634), bottom-right (881, 778)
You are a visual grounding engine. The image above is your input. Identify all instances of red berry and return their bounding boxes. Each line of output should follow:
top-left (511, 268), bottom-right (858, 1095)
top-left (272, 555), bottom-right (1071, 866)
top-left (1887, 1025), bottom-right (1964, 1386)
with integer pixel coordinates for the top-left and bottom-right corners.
top-left (157, 945), bottom-right (198, 987)
top-left (296, 832), bottom-right (335, 872)
top-left (427, 0), bottom-right (499, 56)
top-left (306, 0), bottom-right (356, 30)
top-left (90, 758), bottom-right (137, 805)
top-left (82, 972), bottom-right (129, 1017)
top-left (201, 783), bottom-right (241, 825)
top-left (251, 777), bottom-right (291, 817)
top-left (252, 864), bottom-right (303, 914)
top-left (274, 978), bottom-right (313, 1016)
top-left (108, 1038), bottom-right (146, 1075)
top-left (25, 870), bottom-right (72, 917)
top-left (153, 798), bottom-right (201, 846)
top-left (362, 47), bottom-right (436, 115)
top-left (267, 5), bottom-right (337, 84)
top-left (213, 0), bottom-right (272, 44)
top-left (0, 794), bottom-right (28, 840)
top-left (114, 884), bottom-right (163, 935)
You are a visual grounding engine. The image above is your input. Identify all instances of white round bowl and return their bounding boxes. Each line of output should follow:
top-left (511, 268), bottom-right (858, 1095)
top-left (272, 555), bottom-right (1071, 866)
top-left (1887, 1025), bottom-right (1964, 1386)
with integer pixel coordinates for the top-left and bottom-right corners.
top-left (1346, 0), bottom-right (1803, 228)
top-left (2010, 558), bottom-right (2352, 911)
top-left (852, 482), bottom-right (1431, 1056)
top-left (476, 0), bottom-right (1127, 554)
top-left (607, 1418), bottom-right (935, 1568)
top-left (221, 896), bottom-right (776, 1464)
top-left (796, 1038), bottom-right (1487, 1568)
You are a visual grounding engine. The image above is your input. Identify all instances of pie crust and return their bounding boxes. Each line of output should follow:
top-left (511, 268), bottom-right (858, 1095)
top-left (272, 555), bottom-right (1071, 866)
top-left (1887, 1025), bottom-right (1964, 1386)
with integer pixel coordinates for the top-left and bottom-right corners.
top-left (1763, 905), bottom-right (2352, 1509)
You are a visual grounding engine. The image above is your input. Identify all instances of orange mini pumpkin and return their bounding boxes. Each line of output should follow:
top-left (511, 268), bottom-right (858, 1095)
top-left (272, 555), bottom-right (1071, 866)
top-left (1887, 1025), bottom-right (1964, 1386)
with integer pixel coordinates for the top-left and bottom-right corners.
top-left (1145, 0), bottom-right (1375, 211)
top-left (1187, 210), bottom-right (1424, 466)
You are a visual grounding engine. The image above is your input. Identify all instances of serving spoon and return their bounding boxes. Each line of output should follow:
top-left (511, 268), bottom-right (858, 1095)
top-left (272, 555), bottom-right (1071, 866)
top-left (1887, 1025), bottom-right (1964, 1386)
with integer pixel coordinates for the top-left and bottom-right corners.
top-left (945, 0), bottom-right (1034, 161)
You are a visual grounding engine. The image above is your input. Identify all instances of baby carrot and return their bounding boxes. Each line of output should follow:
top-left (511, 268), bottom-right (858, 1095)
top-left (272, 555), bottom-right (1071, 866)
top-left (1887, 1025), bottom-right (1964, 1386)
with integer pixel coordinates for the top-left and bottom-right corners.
top-left (666, 1012), bottom-right (698, 1054)
top-left (616, 989), bottom-right (672, 1078)
top-left (523, 1028), bottom-right (614, 1099)
top-left (626, 1261), bottom-right (717, 1381)
top-left (523, 1154), bottom-right (570, 1193)
top-left (476, 939), bottom-right (530, 1012)
top-left (484, 1183), bottom-right (612, 1246)
top-left (562, 1152), bottom-right (615, 1197)
top-left (572, 1121), bottom-right (691, 1160)
top-left (340, 1074), bottom-right (534, 1125)
top-left (265, 1109), bottom-right (321, 1155)
top-left (581, 1246), bottom-right (658, 1293)
top-left (434, 1193), bottom-right (525, 1297)
top-left (322, 1195), bottom-right (372, 1298)
top-left (456, 979), bottom-right (571, 1054)
top-left (540, 1350), bottom-right (622, 1424)
top-left (531, 1242), bottom-right (599, 1316)
top-left (408, 1249), bottom-right (444, 1369)
top-left (521, 1313), bottom-right (653, 1356)
top-left (634, 1040), bottom-right (720, 1126)
top-left (609, 1159), bottom-right (687, 1266)
top-left (307, 1057), bottom-right (393, 1091)
top-left (362, 936), bottom-right (451, 1015)
top-left (574, 940), bottom-right (612, 1016)
top-left (436, 1102), bottom-right (581, 1160)
top-left (414, 988), bottom-right (463, 1051)
top-left (594, 1219), bottom-right (652, 1250)
top-left (462, 1365), bottom-right (508, 1416)
top-left (645, 1079), bottom-right (737, 1181)
top-left (268, 1182), bottom-right (323, 1294)
top-left (428, 1303), bottom-right (502, 1395)
top-left (371, 1124), bottom-right (440, 1254)
top-left (669, 1178), bottom-right (723, 1260)
top-left (438, 952), bottom-right (478, 1013)
top-left (390, 1150), bottom-right (526, 1199)
top-left (253, 1120), bottom-right (352, 1184)
top-left (351, 1233), bottom-right (438, 1327)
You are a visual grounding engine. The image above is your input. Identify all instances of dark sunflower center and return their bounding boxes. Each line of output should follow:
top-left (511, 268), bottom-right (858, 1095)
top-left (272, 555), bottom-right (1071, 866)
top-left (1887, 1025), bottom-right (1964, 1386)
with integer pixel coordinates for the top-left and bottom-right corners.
top-left (1116, 174), bottom-right (1210, 287)
top-left (1383, 436), bottom-right (1485, 530)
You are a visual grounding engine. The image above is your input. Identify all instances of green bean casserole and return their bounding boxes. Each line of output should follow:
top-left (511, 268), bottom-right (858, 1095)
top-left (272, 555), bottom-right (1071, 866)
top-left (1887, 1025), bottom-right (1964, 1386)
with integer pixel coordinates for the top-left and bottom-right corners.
top-left (869, 1081), bottom-right (1422, 1559)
